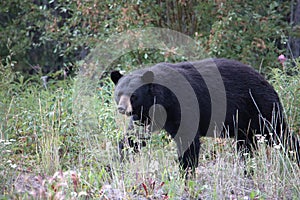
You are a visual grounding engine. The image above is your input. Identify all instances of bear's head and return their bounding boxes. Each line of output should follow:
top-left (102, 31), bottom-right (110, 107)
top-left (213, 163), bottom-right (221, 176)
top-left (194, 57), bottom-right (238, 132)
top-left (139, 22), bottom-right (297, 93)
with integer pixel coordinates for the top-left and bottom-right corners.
top-left (110, 70), bottom-right (156, 124)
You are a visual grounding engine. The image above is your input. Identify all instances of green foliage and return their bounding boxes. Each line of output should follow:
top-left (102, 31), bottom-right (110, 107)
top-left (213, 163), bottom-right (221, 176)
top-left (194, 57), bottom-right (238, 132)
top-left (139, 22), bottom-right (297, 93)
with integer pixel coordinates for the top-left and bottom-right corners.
top-left (0, 0), bottom-right (290, 75)
top-left (206, 0), bottom-right (289, 71)
top-left (270, 59), bottom-right (300, 133)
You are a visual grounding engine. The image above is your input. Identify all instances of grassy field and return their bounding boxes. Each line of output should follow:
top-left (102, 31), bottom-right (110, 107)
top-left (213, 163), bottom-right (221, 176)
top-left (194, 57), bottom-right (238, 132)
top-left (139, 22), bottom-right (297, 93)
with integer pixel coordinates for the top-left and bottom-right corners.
top-left (0, 60), bottom-right (299, 199)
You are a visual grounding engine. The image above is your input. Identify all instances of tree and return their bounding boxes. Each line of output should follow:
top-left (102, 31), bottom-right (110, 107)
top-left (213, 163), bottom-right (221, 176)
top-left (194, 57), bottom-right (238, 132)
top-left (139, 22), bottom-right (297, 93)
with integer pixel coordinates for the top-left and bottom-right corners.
top-left (290, 0), bottom-right (300, 58)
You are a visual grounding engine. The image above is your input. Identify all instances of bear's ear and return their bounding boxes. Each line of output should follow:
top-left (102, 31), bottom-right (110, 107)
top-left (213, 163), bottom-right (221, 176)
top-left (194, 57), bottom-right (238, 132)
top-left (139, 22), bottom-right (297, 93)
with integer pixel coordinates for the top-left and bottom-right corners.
top-left (141, 71), bottom-right (154, 83)
top-left (110, 70), bottom-right (123, 85)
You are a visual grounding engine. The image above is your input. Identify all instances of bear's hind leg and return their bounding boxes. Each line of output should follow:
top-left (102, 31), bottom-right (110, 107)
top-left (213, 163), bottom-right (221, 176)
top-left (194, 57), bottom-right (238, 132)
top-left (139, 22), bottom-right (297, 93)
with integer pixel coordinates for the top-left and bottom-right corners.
top-left (177, 137), bottom-right (200, 178)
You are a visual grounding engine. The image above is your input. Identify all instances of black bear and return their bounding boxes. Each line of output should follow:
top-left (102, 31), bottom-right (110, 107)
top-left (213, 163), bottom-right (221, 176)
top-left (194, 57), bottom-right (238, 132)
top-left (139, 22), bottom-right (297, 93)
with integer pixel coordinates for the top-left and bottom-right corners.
top-left (111, 58), bottom-right (299, 173)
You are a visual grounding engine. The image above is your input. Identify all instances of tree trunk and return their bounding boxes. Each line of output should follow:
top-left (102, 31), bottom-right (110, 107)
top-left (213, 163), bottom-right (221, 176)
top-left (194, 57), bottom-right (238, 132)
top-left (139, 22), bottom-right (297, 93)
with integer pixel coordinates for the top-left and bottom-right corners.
top-left (290, 0), bottom-right (300, 58)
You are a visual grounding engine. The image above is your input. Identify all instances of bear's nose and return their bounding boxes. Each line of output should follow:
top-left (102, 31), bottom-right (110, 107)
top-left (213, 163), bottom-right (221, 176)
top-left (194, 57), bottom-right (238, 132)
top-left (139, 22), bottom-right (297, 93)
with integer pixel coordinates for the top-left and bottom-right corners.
top-left (117, 105), bottom-right (126, 114)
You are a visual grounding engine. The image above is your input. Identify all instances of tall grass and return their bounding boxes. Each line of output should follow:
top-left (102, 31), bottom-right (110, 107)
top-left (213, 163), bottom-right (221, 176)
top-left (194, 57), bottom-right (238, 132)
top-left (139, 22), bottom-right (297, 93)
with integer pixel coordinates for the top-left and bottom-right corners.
top-left (37, 97), bottom-right (61, 175)
top-left (0, 59), bottom-right (299, 199)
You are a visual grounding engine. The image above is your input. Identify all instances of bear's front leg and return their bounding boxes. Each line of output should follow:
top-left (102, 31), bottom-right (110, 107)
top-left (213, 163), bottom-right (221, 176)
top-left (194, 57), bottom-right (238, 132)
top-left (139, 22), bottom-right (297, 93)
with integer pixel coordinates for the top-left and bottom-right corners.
top-left (118, 116), bottom-right (134, 161)
top-left (177, 138), bottom-right (200, 177)
top-left (118, 116), bottom-right (147, 161)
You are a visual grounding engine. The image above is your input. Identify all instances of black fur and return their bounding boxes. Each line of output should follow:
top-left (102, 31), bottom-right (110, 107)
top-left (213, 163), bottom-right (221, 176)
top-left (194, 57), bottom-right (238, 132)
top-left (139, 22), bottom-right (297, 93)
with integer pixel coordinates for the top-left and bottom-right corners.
top-left (111, 58), bottom-right (299, 174)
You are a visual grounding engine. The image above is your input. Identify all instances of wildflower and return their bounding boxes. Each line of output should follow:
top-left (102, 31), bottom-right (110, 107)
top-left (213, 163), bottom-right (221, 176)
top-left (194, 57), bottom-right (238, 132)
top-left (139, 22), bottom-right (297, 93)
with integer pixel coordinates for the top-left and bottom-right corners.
top-left (278, 54), bottom-right (286, 63)
top-left (10, 163), bottom-right (17, 169)
top-left (273, 145), bottom-right (281, 150)
top-left (4, 141), bottom-right (12, 145)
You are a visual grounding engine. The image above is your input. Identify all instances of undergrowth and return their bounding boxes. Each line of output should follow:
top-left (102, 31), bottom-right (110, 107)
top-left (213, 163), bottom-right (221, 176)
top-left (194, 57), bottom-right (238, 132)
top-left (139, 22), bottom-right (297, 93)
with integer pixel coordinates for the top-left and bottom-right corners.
top-left (0, 58), bottom-right (299, 199)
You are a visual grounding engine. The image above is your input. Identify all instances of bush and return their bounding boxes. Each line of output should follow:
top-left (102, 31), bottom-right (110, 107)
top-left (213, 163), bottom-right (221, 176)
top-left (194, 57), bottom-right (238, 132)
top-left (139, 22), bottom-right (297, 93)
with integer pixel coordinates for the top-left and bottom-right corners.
top-left (270, 58), bottom-right (300, 134)
top-left (206, 1), bottom-right (289, 72)
top-left (0, 0), bottom-right (291, 76)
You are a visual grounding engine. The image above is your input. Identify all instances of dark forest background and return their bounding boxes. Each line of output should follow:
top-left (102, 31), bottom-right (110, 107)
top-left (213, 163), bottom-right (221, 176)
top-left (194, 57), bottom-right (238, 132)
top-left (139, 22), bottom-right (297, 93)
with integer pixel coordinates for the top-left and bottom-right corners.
top-left (1, 0), bottom-right (300, 77)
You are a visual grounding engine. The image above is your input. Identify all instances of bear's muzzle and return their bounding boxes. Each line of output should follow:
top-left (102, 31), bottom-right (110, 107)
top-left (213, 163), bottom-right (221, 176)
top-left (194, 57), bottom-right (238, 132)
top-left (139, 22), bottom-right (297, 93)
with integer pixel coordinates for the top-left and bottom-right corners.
top-left (117, 95), bottom-right (132, 116)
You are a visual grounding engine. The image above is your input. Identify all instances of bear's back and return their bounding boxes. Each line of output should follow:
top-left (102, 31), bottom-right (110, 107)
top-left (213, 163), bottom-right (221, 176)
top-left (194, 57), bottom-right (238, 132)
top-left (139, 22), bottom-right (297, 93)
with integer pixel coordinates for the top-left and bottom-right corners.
top-left (150, 58), bottom-right (283, 137)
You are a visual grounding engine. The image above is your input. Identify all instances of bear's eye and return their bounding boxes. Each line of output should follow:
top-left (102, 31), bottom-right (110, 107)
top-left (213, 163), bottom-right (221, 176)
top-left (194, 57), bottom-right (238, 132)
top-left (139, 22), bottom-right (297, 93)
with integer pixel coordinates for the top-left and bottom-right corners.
top-left (130, 93), bottom-right (138, 102)
top-left (117, 92), bottom-right (121, 97)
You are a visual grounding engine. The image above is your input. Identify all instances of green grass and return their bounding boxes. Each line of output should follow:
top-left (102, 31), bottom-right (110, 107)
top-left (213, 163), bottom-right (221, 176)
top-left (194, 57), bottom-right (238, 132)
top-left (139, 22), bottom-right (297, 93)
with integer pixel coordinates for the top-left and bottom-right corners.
top-left (0, 60), bottom-right (299, 199)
